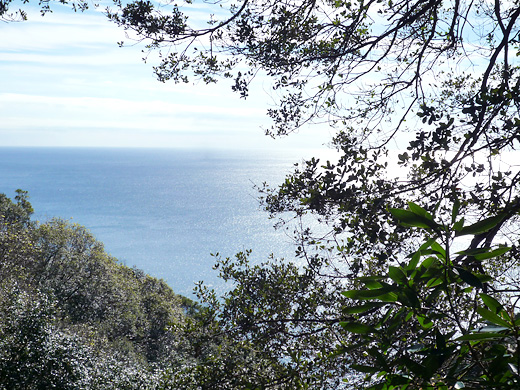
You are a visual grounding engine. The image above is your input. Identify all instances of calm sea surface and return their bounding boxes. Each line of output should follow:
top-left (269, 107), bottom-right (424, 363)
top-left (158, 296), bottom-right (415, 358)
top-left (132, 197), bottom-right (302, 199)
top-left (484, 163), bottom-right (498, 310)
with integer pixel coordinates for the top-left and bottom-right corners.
top-left (0, 147), bottom-right (317, 296)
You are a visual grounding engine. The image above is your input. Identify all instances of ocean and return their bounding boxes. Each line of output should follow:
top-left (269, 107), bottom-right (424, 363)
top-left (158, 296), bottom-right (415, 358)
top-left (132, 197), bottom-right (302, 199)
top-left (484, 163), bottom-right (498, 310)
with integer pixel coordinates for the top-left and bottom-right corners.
top-left (0, 147), bottom-right (319, 296)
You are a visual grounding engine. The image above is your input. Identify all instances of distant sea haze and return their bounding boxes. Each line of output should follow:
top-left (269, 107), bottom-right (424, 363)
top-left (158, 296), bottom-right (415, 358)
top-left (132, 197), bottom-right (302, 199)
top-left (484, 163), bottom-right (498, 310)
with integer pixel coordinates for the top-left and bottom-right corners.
top-left (0, 147), bottom-right (313, 296)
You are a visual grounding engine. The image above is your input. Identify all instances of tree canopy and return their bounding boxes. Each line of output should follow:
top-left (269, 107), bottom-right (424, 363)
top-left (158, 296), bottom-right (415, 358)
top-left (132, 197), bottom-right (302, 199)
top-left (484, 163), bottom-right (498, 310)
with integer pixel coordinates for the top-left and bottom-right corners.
top-left (104, 0), bottom-right (520, 387)
top-left (105, 0), bottom-right (520, 267)
top-left (0, 191), bottom-right (205, 389)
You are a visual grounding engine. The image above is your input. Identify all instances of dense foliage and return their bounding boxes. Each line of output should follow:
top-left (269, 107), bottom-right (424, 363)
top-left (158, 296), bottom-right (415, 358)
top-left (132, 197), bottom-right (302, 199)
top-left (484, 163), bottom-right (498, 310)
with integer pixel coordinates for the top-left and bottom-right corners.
top-left (341, 201), bottom-right (520, 389)
top-left (0, 190), bottom-right (202, 389)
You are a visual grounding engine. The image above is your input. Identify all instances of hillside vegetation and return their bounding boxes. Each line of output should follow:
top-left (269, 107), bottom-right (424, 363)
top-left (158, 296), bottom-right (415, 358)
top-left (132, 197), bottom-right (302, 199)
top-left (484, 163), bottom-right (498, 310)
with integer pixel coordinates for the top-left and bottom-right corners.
top-left (0, 190), bottom-right (200, 389)
top-left (0, 190), bottom-right (318, 389)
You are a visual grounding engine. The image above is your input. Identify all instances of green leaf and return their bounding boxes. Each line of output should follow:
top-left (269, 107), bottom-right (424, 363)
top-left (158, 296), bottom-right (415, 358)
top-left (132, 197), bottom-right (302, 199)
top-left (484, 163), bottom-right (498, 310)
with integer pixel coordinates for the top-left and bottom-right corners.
top-left (343, 287), bottom-right (398, 301)
top-left (422, 354), bottom-right (444, 379)
top-left (341, 290), bottom-right (356, 298)
top-left (418, 315), bottom-right (434, 329)
top-left (420, 256), bottom-right (438, 269)
top-left (389, 208), bottom-right (439, 230)
top-left (386, 374), bottom-right (413, 387)
top-left (477, 307), bottom-right (511, 328)
top-left (475, 274), bottom-right (492, 283)
top-left (473, 246), bottom-right (511, 260)
top-left (405, 250), bottom-right (422, 271)
top-left (342, 302), bottom-right (386, 314)
top-left (339, 321), bottom-right (375, 334)
top-left (454, 267), bottom-right (483, 289)
top-left (453, 217), bottom-right (464, 232)
top-left (475, 325), bottom-right (509, 333)
top-left (456, 246), bottom-right (511, 261)
top-left (430, 241), bottom-right (446, 259)
top-left (366, 347), bottom-right (391, 371)
top-left (452, 198), bottom-right (460, 223)
top-left (455, 332), bottom-right (508, 341)
top-left (408, 201), bottom-right (434, 220)
top-left (456, 247), bottom-right (492, 256)
top-left (479, 293), bottom-right (503, 313)
top-left (425, 278), bottom-right (444, 304)
top-left (455, 214), bottom-right (505, 236)
top-left (388, 266), bottom-right (407, 284)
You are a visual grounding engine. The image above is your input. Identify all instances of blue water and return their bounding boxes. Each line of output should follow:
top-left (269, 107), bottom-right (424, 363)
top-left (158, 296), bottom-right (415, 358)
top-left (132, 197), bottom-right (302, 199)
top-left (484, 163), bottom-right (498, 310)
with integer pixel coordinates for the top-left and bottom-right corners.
top-left (0, 147), bottom-right (312, 296)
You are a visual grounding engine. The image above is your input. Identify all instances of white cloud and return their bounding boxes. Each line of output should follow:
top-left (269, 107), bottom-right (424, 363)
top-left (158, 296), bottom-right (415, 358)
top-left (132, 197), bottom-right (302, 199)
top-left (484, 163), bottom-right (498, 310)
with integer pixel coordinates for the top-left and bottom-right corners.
top-left (0, 93), bottom-right (262, 115)
top-left (0, 2), bottom-right (326, 149)
top-left (1, 8), bottom-right (124, 50)
top-left (0, 93), bottom-right (266, 130)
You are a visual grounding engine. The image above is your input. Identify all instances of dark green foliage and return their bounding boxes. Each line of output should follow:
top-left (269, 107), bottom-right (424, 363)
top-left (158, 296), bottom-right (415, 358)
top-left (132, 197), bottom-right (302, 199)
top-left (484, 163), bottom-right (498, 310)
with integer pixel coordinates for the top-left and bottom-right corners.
top-left (340, 202), bottom-right (520, 389)
top-left (0, 189), bottom-right (33, 228)
top-left (198, 251), bottom-right (349, 388)
top-left (31, 218), bottom-right (186, 362)
top-left (0, 284), bottom-right (90, 389)
top-left (0, 191), bottom-right (196, 389)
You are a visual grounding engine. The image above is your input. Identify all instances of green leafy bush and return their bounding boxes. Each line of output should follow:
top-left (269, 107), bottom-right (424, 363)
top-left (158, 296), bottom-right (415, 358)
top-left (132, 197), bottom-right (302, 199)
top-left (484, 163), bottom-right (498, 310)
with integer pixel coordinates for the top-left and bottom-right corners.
top-left (340, 202), bottom-right (520, 389)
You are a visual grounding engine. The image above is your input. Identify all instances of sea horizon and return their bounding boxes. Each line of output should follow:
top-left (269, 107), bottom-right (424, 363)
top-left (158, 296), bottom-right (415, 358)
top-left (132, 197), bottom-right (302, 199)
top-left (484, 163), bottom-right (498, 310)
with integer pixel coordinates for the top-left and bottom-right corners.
top-left (0, 146), bottom-right (327, 296)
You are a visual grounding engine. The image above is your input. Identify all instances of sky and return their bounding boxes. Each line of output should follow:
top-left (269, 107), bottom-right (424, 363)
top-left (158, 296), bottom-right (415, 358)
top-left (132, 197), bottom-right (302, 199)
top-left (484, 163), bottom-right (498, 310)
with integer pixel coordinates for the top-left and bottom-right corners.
top-left (0, 2), bottom-right (330, 150)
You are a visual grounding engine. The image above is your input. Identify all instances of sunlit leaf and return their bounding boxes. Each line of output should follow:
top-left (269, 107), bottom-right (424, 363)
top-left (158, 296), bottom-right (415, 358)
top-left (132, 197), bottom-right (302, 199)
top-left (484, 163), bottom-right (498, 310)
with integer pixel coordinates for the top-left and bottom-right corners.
top-left (408, 201), bottom-right (434, 220)
top-left (339, 321), bottom-right (375, 334)
top-left (420, 256), bottom-right (438, 270)
top-left (418, 315), bottom-right (433, 329)
top-left (455, 214), bottom-right (506, 236)
top-left (388, 266), bottom-right (407, 284)
top-left (455, 332), bottom-right (508, 341)
top-left (479, 293), bottom-right (503, 313)
top-left (389, 208), bottom-right (439, 230)
top-left (430, 241), bottom-right (446, 259)
top-left (477, 307), bottom-right (511, 328)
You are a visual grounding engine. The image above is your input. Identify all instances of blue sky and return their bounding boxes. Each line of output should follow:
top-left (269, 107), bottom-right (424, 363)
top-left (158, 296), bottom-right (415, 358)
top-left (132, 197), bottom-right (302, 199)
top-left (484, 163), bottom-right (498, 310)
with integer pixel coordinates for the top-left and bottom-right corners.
top-left (0, 2), bottom-right (328, 149)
